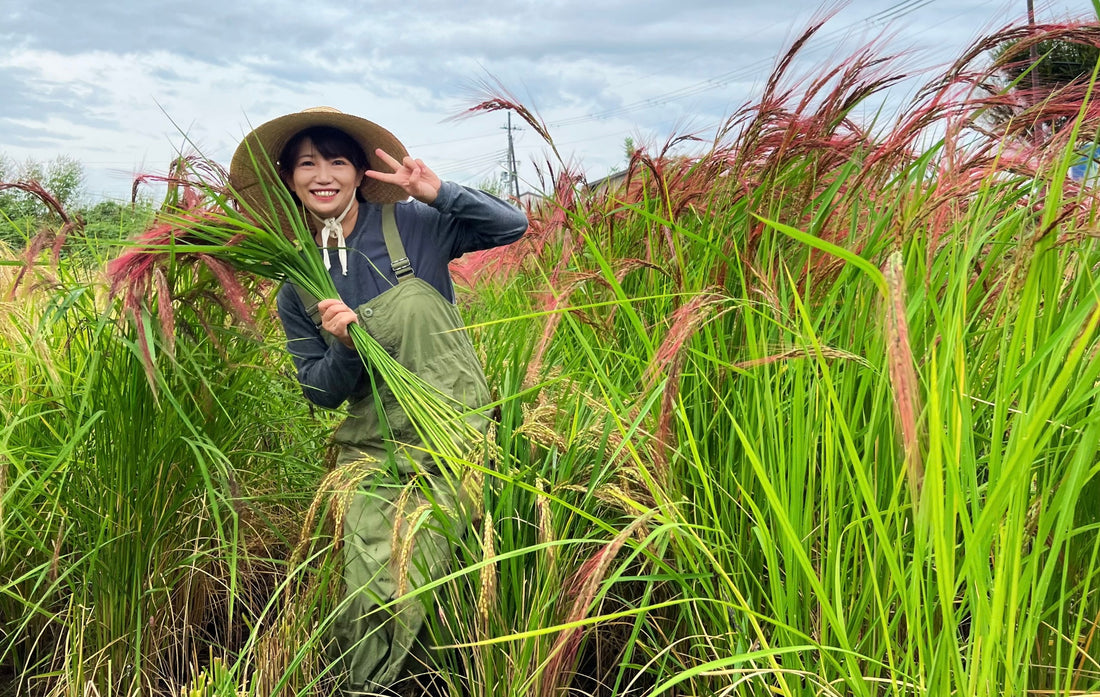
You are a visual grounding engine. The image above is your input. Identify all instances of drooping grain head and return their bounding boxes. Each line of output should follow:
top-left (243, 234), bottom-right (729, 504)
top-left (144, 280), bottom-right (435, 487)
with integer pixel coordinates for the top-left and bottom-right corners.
top-left (476, 510), bottom-right (496, 637)
top-left (883, 251), bottom-right (924, 501)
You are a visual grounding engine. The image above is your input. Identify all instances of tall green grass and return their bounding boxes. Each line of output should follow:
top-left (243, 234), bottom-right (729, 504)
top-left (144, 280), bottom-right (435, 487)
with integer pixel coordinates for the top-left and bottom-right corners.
top-left (5, 16), bottom-right (1100, 697)
top-left (0, 256), bottom-right (329, 695)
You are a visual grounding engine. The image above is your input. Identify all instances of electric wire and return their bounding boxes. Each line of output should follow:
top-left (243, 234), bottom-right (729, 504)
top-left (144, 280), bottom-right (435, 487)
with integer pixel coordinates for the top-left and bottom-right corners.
top-left (406, 0), bottom-right (949, 154)
top-left (546, 0), bottom-right (942, 128)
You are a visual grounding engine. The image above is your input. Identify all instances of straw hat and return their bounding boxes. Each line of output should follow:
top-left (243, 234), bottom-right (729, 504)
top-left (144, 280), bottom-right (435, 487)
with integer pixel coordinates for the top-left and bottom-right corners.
top-left (229, 107), bottom-right (410, 228)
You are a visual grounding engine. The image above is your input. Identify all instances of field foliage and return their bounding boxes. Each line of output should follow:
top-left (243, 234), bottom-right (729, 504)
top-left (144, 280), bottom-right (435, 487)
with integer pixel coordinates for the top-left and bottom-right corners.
top-left (4, 16), bottom-right (1100, 697)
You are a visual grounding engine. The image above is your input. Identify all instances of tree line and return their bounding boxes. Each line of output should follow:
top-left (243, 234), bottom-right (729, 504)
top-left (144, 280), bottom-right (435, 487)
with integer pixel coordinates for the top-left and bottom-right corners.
top-left (0, 154), bottom-right (153, 254)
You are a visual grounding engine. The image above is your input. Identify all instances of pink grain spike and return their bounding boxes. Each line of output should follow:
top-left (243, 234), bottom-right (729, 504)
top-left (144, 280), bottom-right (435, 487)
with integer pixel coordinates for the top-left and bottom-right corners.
top-left (643, 292), bottom-right (729, 470)
top-left (539, 514), bottom-right (653, 697)
top-left (196, 254), bottom-right (256, 330)
top-left (153, 266), bottom-right (176, 358)
top-left (884, 252), bottom-right (924, 501)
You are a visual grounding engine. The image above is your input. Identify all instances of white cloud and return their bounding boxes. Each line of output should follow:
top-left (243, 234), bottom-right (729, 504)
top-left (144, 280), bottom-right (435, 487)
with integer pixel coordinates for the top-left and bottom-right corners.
top-left (1, 0), bottom-right (1094, 201)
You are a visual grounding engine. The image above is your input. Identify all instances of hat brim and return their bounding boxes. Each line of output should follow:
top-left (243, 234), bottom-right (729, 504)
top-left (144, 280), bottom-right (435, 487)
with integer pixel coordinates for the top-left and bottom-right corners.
top-left (229, 109), bottom-right (410, 234)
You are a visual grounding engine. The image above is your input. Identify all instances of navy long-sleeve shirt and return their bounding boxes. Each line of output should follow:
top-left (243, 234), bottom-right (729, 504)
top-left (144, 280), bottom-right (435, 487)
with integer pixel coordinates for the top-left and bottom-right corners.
top-left (275, 181), bottom-right (528, 409)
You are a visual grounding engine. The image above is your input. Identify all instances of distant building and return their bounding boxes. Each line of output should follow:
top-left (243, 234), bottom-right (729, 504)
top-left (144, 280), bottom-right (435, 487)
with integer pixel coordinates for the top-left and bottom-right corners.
top-left (1069, 142), bottom-right (1100, 184)
top-left (516, 191), bottom-right (547, 210)
top-left (584, 169), bottom-right (629, 196)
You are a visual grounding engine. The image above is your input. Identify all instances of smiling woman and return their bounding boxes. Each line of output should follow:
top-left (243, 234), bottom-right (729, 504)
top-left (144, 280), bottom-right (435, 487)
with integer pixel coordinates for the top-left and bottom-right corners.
top-left (229, 106), bottom-right (529, 695)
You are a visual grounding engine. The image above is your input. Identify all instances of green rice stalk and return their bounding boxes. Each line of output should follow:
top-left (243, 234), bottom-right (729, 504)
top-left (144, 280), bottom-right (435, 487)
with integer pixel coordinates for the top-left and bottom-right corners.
top-left (140, 142), bottom-right (482, 470)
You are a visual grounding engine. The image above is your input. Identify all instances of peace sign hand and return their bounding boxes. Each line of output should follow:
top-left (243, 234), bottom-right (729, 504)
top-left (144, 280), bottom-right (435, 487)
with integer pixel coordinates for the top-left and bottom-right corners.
top-left (365, 148), bottom-right (442, 204)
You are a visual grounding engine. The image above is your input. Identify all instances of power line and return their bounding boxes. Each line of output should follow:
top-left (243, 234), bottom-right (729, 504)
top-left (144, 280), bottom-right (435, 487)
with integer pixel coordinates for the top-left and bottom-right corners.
top-left (406, 131), bottom-right (502, 150)
top-left (547, 0), bottom-right (941, 128)
top-left (434, 150), bottom-right (508, 178)
top-left (404, 2), bottom-right (946, 153)
top-left (454, 161), bottom-right (505, 187)
top-left (406, 1), bottom-right (950, 157)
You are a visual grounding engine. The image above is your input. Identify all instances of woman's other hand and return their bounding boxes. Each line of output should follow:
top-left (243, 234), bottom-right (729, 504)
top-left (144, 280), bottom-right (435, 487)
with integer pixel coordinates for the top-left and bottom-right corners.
top-left (366, 149), bottom-right (442, 204)
top-left (317, 299), bottom-right (358, 348)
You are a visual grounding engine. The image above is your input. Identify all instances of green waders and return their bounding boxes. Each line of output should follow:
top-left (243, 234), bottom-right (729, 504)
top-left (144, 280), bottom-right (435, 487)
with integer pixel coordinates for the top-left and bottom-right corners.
top-left (295, 205), bottom-right (490, 695)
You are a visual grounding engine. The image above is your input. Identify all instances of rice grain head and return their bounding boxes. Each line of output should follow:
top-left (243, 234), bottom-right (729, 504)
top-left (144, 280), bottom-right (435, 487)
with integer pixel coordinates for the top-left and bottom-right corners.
top-left (515, 401), bottom-right (569, 452)
top-left (152, 265), bottom-right (176, 359)
top-left (477, 511), bottom-right (497, 636)
top-left (462, 417), bottom-right (501, 469)
top-left (288, 458), bottom-right (378, 584)
top-left (536, 477), bottom-right (556, 571)
top-left (390, 476), bottom-right (422, 566)
top-left (396, 502), bottom-right (433, 598)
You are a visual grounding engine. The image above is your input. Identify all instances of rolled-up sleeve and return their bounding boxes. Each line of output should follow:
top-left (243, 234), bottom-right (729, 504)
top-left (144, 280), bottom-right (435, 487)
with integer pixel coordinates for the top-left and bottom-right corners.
top-left (430, 181), bottom-right (529, 258)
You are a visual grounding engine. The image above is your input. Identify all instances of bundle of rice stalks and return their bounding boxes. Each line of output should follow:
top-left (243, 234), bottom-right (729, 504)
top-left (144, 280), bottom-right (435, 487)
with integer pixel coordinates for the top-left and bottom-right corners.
top-left (107, 147), bottom-right (479, 469)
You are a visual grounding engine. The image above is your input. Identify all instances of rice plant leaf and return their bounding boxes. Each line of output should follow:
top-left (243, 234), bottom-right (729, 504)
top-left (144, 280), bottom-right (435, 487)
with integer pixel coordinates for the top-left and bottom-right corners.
top-left (755, 214), bottom-right (887, 297)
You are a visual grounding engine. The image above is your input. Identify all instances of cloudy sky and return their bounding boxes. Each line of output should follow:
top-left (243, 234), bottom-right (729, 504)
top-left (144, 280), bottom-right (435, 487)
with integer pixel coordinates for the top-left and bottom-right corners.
top-left (0, 0), bottom-right (1094, 203)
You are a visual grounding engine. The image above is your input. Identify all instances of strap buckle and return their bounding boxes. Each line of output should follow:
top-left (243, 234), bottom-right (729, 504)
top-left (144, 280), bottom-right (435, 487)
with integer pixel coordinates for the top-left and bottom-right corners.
top-left (391, 255), bottom-right (414, 279)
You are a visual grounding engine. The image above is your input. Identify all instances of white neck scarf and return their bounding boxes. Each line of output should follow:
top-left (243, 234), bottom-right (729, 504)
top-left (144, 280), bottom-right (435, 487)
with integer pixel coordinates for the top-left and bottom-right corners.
top-left (310, 196), bottom-right (356, 276)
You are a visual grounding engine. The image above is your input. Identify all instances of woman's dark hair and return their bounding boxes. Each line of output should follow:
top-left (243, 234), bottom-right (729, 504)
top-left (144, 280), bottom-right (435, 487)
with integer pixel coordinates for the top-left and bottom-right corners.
top-left (278, 126), bottom-right (370, 181)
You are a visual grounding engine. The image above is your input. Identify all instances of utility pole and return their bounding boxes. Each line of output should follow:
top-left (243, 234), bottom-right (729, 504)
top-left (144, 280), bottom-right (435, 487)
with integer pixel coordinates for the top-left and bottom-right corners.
top-left (503, 113), bottom-right (521, 200)
top-left (1027, 0), bottom-right (1042, 142)
top-left (1028, 0), bottom-right (1039, 95)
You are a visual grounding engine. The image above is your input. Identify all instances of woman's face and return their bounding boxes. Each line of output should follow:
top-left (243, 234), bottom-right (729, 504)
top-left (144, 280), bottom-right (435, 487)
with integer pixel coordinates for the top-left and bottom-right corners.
top-left (288, 137), bottom-right (365, 219)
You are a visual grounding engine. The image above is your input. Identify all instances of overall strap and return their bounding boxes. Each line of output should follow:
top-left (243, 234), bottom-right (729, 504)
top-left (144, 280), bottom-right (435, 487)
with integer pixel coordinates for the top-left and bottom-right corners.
top-left (292, 203), bottom-right (410, 326)
top-left (293, 283), bottom-right (323, 327)
top-left (381, 203), bottom-right (415, 283)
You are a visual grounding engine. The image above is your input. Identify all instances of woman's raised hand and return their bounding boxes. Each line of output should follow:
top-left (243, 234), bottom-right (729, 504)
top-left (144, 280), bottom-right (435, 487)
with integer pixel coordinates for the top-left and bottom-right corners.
top-left (365, 149), bottom-right (442, 204)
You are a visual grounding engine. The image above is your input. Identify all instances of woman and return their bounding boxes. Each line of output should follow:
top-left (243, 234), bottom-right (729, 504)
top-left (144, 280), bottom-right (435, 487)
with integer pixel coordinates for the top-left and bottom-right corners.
top-left (229, 107), bottom-right (528, 694)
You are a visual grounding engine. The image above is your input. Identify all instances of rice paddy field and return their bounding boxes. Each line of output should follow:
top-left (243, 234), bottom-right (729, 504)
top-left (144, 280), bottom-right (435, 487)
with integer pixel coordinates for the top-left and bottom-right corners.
top-left (5, 17), bottom-right (1100, 697)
